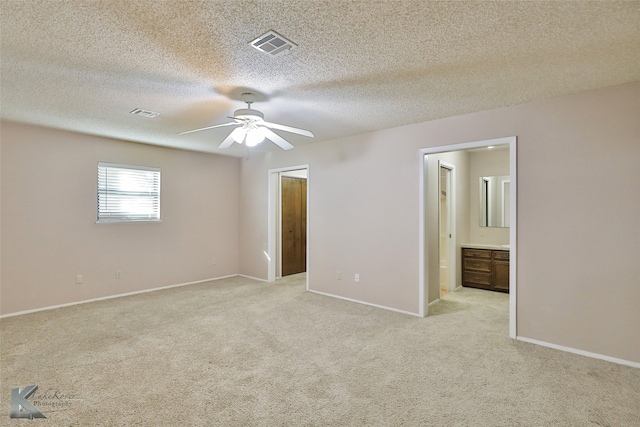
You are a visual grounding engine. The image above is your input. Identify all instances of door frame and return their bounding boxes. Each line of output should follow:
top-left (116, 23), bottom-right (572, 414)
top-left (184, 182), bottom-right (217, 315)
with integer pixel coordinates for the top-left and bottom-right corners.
top-left (419, 136), bottom-right (517, 339)
top-left (438, 161), bottom-right (457, 293)
top-left (267, 164), bottom-right (310, 290)
top-left (501, 179), bottom-right (511, 227)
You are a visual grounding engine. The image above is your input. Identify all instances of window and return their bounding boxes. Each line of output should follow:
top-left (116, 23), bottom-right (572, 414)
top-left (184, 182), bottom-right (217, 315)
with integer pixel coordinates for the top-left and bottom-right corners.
top-left (97, 162), bottom-right (161, 223)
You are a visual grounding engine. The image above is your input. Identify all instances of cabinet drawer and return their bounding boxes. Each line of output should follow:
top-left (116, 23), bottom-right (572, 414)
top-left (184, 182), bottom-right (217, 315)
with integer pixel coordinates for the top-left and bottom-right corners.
top-left (493, 250), bottom-right (509, 260)
top-left (464, 272), bottom-right (491, 286)
top-left (463, 249), bottom-right (491, 259)
top-left (463, 258), bottom-right (491, 272)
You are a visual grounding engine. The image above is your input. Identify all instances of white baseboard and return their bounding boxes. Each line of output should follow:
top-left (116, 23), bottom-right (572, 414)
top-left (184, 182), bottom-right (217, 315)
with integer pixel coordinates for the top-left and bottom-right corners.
top-left (308, 289), bottom-right (421, 317)
top-left (238, 274), bottom-right (269, 283)
top-left (516, 336), bottom-right (640, 369)
top-left (0, 274), bottom-right (238, 319)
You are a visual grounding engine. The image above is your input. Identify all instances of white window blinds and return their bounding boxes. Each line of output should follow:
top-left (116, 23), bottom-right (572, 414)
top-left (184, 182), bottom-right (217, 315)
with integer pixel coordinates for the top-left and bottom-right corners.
top-left (97, 162), bottom-right (161, 223)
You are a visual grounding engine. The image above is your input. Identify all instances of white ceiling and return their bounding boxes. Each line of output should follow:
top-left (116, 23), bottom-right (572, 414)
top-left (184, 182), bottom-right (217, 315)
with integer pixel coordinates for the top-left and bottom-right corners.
top-left (1, 1), bottom-right (638, 157)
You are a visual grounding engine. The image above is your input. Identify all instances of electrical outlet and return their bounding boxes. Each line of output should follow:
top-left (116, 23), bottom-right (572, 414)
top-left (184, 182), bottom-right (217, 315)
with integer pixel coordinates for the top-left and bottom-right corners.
top-left (336, 271), bottom-right (342, 280)
top-left (212, 258), bottom-right (217, 266)
top-left (116, 270), bottom-right (122, 279)
top-left (355, 273), bottom-right (360, 283)
top-left (76, 275), bottom-right (83, 284)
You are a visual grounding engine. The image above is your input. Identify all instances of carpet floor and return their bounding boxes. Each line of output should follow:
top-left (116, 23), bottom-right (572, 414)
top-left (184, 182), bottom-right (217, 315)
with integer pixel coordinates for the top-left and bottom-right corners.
top-left (1, 274), bottom-right (638, 426)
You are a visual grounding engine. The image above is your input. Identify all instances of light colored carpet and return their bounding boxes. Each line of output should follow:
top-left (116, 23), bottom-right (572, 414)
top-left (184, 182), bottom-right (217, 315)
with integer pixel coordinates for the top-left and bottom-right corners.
top-left (1, 274), bottom-right (638, 426)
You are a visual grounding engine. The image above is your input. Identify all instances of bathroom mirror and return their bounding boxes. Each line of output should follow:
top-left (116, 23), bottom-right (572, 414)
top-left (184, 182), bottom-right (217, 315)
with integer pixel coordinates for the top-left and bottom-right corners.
top-left (479, 175), bottom-right (510, 228)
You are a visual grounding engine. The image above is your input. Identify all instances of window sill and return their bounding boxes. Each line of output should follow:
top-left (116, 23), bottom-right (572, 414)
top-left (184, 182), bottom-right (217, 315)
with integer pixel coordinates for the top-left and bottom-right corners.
top-left (96, 220), bottom-right (162, 224)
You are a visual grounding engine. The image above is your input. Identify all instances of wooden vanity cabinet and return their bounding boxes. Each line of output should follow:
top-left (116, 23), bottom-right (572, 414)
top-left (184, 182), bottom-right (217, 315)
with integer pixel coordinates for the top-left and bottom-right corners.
top-left (492, 250), bottom-right (510, 292)
top-left (462, 248), bottom-right (509, 293)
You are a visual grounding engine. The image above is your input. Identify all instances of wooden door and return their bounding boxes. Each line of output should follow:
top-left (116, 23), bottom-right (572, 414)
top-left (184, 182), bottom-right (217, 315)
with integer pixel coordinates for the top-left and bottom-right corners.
top-left (281, 177), bottom-right (307, 276)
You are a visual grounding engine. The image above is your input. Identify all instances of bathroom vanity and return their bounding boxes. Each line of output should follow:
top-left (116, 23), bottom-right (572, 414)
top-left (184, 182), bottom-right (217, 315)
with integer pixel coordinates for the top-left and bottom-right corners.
top-left (461, 244), bottom-right (510, 293)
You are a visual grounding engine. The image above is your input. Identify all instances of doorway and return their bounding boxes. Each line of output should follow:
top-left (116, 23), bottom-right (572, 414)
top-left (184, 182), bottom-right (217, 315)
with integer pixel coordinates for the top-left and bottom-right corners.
top-left (281, 175), bottom-right (307, 276)
top-left (419, 137), bottom-right (517, 338)
top-left (439, 162), bottom-right (455, 297)
top-left (267, 165), bottom-right (310, 289)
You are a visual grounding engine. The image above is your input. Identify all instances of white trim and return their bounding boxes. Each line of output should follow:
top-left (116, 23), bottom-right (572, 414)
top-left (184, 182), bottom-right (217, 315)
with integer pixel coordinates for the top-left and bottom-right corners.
top-left (268, 172), bottom-right (278, 282)
top-left (278, 175), bottom-right (283, 278)
top-left (97, 162), bottom-right (160, 172)
top-left (418, 154), bottom-right (426, 316)
top-left (266, 164), bottom-right (311, 174)
top-left (267, 164), bottom-right (310, 291)
top-left (439, 161), bottom-right (457, 293)
top-left (419, 136), bottom-right (517, 336)
top-left (508, 140), bottom-right (517, 339)
top-left (238, 274), bottom-right (269, 283)
top-left (95, 220), bottom-right (162, 225)
top-left (428, 298), bottom-right (440, 307)
top-left (0, 275), bottom-right (238, 319)
top-left (309, 290), bottom-right (421, 317)
top-left (517, 336), bottom-right (640, 369)
top-left (305, 167), bottom-right (310, 291)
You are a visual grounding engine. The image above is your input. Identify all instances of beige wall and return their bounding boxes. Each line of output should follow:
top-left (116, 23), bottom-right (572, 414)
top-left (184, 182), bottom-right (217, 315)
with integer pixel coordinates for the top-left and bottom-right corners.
top-left (1, 121), bottom-right (241, 315)
top-left (239, 82), bottom-right (640, 363)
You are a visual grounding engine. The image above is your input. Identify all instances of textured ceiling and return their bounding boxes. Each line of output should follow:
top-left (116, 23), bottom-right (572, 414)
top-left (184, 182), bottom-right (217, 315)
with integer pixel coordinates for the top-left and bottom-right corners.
top-left (1, 1), bottom-right (639, 156)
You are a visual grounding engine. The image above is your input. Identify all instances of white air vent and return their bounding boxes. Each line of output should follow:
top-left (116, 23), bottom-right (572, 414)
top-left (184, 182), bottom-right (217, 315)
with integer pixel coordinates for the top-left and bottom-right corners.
top-left (130, 108), bottom-right (160, 118)
top-left (249, 30), bottom-right (297, 56)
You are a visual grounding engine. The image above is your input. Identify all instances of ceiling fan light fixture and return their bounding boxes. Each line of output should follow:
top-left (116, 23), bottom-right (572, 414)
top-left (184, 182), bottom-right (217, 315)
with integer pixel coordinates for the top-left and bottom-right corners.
top-left (234, 108), bottom-right (264, 121)
top-left (178, 92), bottom-right (313, 151)
top-left (230, 127), bottom-right (247, 143)
top-left (246, 127), bottom-right (266, 147)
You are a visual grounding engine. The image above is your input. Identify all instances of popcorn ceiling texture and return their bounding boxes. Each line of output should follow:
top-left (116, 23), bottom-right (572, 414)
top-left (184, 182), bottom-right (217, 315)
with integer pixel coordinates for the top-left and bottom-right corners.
top-left (1, 0), bottom-right (639, 155)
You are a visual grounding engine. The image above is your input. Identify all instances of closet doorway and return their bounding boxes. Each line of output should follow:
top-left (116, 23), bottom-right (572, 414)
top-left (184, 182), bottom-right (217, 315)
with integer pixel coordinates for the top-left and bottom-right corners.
top-left (267, 165), bottom-right (310, 288)
top-left (281, 173), bottom-right (307, 276)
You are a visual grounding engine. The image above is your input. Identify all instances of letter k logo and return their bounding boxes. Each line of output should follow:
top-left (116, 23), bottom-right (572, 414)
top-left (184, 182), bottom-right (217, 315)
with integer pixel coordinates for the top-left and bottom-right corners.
top-left (10, 385), bottom-right (46, 419)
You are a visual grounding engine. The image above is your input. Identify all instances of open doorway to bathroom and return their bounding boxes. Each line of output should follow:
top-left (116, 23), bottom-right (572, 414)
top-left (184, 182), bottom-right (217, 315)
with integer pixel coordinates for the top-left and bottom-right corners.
top-left (419, 137), bottom-right (517, 338)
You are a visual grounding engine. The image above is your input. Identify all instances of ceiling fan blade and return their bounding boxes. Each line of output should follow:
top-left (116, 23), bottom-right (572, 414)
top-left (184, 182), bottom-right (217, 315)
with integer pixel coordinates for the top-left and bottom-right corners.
top-left (218, 131), bottom-right (238, 149)
top-left (261, 121), bottom-right (314, 138)
top-left (177, 121), bottom-right (238, 135)
top-left (262, 128), bottom-right (294, 150)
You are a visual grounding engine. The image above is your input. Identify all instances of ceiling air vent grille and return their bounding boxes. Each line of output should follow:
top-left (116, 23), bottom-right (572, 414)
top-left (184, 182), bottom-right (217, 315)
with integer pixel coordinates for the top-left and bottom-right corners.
top-left (249, 30), bottom-right (297, 56)
top-left (130, 108), bottom-right (160, 118)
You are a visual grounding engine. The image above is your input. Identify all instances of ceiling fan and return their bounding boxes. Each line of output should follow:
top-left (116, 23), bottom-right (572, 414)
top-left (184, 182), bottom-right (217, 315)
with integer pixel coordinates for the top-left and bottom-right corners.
top-left (178, 93), bottom-right (314, 150)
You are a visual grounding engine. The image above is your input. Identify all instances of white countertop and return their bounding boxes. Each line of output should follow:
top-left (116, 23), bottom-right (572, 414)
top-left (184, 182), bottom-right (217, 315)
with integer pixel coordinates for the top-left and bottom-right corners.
top-left (461, 243), bottom-right (510, 251)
